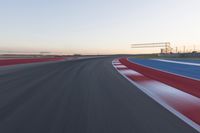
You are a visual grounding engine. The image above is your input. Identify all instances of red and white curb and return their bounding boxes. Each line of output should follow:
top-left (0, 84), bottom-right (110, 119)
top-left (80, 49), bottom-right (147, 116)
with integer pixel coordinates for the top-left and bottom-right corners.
top-left (112, 58), bottom-right (200, 132)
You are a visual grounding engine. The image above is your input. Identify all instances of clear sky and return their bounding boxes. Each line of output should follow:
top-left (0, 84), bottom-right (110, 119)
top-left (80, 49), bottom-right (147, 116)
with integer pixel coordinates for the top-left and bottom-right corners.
top-left (0, 0), bottom-right (200, 54)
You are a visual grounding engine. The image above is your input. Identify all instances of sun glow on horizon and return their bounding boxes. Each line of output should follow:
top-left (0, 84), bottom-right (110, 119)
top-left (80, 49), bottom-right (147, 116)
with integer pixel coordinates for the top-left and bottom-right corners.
top-left (1, 0), bottom-right (200, 54)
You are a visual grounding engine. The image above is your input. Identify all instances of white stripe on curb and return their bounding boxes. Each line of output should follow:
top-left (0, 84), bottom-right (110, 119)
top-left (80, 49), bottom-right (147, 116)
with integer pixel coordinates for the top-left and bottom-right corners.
top-left (112, 62), bottom-right (121, 65)
top-left (120, 69), bottom-right (142, 76)
top-left (114, 65), bottom-right (127, 69)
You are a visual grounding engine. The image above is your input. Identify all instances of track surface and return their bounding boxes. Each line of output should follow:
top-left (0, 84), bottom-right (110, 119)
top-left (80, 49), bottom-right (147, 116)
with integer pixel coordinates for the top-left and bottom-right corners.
top-left (0, 57), bottom-right (198, 133)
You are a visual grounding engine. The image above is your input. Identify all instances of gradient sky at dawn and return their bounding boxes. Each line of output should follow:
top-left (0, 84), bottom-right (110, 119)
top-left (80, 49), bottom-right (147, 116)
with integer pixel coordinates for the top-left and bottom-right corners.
top-left (0, 0), bottom-right (200, 54)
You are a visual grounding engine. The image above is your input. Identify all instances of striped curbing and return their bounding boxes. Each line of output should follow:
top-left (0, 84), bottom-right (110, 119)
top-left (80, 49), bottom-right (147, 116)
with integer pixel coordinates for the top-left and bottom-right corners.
top-left (112, 58), bottom-right (200, 132)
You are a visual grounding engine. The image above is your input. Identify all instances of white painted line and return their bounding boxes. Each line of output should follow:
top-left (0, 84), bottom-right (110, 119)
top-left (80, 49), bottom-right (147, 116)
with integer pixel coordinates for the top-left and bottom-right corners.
top-left (112, 62), bottom-right (121, 65)
top-left (112, 60), bottom-right (120, 63)
top-left (114, 65), bottom-right (127, 69)
top-left (120, 69), bottom-right (143, 76)
top-left (112, 59), bottom-right (119, 63)
top-left (141, 80), bottom-right (200, 105)
top-left (152, 59), bottom-right (200, 67)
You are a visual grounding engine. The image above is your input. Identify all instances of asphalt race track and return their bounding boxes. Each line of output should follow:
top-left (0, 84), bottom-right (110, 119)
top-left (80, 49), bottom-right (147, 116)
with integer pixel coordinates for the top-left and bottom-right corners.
top-left (0, 57), bottom-right (198, 133)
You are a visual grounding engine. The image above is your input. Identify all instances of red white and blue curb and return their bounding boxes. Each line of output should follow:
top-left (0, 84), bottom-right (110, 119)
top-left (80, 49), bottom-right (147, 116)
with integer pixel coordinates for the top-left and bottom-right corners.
top-left (112, 58), bottom-right (200, 132)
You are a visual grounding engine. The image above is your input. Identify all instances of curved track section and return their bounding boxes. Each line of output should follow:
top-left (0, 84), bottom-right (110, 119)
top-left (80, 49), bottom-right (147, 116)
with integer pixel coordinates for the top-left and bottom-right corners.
top-left (0, 57), bottom-right (198, 133)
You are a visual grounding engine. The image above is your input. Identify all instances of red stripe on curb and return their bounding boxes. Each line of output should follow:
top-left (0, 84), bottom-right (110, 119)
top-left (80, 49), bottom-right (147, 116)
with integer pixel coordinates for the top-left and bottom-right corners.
top-left (0, 58), bottom-right (65, 66)
top-left (161, 94), bottom-right (200, 125)
top-left (119, 58), bottom-right (200, 98)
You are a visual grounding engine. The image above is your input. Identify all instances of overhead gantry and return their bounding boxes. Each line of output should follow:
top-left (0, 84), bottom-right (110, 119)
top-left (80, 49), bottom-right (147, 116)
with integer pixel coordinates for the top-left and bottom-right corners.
top-left (131, 42), bottom-right (173, 53)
